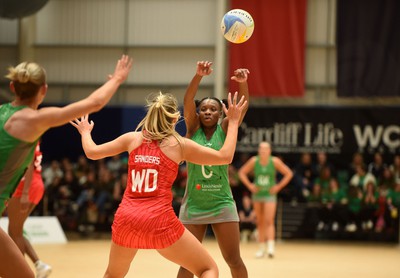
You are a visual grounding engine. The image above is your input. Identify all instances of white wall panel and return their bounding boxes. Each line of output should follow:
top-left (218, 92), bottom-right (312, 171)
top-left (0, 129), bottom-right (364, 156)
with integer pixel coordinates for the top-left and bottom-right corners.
top-left (306, 0), bottom-right (329, 45)
top-left (36, 0), bottom-right (126, 45)
top-left (0, 18), bottom-right (18, 44)
top-left (328, 49), bottom-right (336, 84)
top-left (119, 87), bottom-right (212, 105)
top-left (35, 48), bottom-right (125, 83)
top-left (128, 0), bottom-right (216, 46)
top-left (40, 86), bottom-right (65, 103)
top-left (0, 47), bottom-right (17, 72)
top-left (305, 48), bottom-right (327, 85)
top-left (127, 48), bottom-right (215, 85)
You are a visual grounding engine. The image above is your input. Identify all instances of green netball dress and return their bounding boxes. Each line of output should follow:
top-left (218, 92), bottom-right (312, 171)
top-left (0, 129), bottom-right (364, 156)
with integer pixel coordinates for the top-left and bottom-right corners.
top-left (253, 156), bottom-right (277, 202)
top-left (0, 103), bottom-right (37, 213)
top-left (179, 125), bottom-right (239, 224)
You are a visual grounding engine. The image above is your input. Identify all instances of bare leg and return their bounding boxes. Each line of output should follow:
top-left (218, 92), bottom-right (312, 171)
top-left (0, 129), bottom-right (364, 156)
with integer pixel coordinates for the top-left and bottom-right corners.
top-left (103, 242), bottom-right (138, 278)
top-left (265, 202), bottom-right (277, 242)
top-left (7, 197), bottom-right (40, 263)
top-left (0, 228), bottom-right (34, 278)
top-left (265, 202), bottom-right (277, 257)
top-left (159, 229), bottom-right (218, 278)
top-left (253, 202), bottom-right (266, 242)
top-left (176, 224), bottom-right (208, 278)
top-left (212, 222), bottom-right (248, 278)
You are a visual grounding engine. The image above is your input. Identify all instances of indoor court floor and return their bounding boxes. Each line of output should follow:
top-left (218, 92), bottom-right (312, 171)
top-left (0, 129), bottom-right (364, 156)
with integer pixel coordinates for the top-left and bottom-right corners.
top-left (29, 238), bottom-right (400, 278)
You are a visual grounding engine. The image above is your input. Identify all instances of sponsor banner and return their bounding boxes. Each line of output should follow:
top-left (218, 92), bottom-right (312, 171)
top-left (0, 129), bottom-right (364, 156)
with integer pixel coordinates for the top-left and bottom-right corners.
top-left (0, 216), bottom-right (67, 244)
top-left (238, 106), bottom-right (400, 168)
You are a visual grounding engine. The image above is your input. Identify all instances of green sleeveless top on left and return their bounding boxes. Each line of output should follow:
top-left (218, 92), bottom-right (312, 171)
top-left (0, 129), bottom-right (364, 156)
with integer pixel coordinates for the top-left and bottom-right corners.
top-left (0, 103), bottom-right (38, 212)
top-left (179, 124), bottom-right (239, 224)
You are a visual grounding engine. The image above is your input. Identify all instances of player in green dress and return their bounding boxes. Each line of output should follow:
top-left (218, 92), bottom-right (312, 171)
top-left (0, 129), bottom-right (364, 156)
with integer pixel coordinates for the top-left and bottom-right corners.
top-left (178, 61), bottom-right (249, 278)
top-left (238, 142), bottom-right (293, 258)
top-left (0, 55), bottom-right (132, 278)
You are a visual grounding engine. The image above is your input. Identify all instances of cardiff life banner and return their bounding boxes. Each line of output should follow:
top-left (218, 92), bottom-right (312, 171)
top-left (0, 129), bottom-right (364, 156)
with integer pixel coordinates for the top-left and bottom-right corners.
top-left (237, 106), bottom-right (400, 168)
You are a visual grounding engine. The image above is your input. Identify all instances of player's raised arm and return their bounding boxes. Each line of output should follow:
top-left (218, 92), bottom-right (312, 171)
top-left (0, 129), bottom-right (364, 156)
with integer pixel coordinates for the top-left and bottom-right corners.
top-left (183, 61), bottom-right (213, 137)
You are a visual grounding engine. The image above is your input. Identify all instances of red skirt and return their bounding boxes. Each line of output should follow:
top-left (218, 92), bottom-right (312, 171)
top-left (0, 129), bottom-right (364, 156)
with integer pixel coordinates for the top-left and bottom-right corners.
top-left (112, 198), bottom-right (185, 249)
top-left (12, 172), bottom-right (44, 205)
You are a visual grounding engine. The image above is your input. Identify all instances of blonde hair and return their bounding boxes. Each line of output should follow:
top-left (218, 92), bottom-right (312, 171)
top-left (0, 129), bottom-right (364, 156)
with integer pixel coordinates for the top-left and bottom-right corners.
top-left (136, 92), bottom-right (182, 143)
top-left (5, 62), bottom-right (46, 99)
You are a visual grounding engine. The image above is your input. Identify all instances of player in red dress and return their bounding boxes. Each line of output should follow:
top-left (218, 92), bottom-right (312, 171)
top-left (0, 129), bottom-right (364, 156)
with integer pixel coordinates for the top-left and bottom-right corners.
top-left (71, 91), bottom-right (246, 277)
top-left (7, 142), bottom-right (52, 277)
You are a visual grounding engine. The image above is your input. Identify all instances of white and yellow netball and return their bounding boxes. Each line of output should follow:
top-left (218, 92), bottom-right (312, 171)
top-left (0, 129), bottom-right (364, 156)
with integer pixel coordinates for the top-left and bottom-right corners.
top-left (220, 9), bottom-right (255, 44)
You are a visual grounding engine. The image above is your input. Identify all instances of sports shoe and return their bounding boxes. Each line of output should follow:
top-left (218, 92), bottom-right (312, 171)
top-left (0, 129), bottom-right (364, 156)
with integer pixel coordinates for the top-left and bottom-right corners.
top-left (255, 249), bottom-right (265, 258)
top-left (36, 262), bottom-right (52, 278)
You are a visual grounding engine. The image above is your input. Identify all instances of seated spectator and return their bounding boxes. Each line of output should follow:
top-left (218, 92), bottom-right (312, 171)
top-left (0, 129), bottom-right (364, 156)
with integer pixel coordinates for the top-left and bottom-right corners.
top-left (42, 160), bottom-right (64, 188)
top-left (314, 166), bottom-right (334, 193)
top-left (94, 168), bottom-right (115, 229)
top-left (348, 152), bottom-right (365, 178)
top-left (106, 154), bottom-right (123, 176)
top-left (44, 175), bottom-right (63, 216)
top-left (386, 183), bottom-right (400, 232)
top-left (293, 152), bottom-right (318, 202)
top-left (319, 178), bottom-right (347, 232)
top-left (349, 164), bottom-right (376, 192)
top-left (360, 181), bottom-right (379, 230)
top-left (380, 167), bottom-right (395, 190)
top-left (307, 183), bottom-right (323, 205)
top-left (306, 183), bottom-right (323, 231)
top-left (315, 151), bottom-right (336, 177)
top-left (75, 155), bottom-right (91, 183)
top-left (238, 194), bottom-right (256, 243)
top-left (375, 186), bottom-right (389, 233)
top-left (75, 169), bottom-right (98, 235)
top-left (367, 152), bottom-right (387, 184)
top-left (345, 186), bottom-right (363, 232)
top-left (389, 154), bottom-right (400, 185)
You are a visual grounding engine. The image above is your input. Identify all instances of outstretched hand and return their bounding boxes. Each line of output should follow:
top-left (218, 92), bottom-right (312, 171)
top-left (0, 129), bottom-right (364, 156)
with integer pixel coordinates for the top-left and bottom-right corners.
top-left (222, 92), bottom-right (247, 124)
top-left (196, 61), bottom-right (213, 77)
top-left (70, 114), bottom-right (94, 135)
top-left (231, 68), bottom-right (250, 83)
top-left (108, 54), bottom-right (133, 83)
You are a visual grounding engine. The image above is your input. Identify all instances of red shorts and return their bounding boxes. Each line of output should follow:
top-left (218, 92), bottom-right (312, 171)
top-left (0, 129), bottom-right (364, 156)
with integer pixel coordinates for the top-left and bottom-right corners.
top-left (12, 172), bottom-right (45, 205)
top-left (112, 198), bottom-right (185, 249)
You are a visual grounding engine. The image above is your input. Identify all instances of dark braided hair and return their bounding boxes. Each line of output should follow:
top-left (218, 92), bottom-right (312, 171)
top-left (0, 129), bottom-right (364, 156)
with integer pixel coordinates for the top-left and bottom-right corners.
top-left (195, 97), bottom-right (228, 110)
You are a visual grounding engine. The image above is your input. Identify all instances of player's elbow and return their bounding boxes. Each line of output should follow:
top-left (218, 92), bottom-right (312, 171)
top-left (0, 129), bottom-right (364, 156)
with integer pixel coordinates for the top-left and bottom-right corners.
top-left (85, 97), bottom-right (106, 114)
top-left (287, 169), bottom-right (294, 180)
top-left (84, 150), bottom-right (102, 160)
top-left (90, 99), bottom-right (105, 113)
top-left (221, 152), bottom-right (234, 165)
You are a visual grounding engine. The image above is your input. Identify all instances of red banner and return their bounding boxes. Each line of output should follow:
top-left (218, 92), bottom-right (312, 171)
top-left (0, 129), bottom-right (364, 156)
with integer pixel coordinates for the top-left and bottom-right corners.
top-left (228, 0), bottom-right (306, 97)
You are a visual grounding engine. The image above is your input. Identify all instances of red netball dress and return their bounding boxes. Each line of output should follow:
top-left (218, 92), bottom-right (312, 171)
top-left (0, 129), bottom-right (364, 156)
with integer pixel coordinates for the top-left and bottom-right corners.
top-left (13, 143), bottom-right (44, 205)
top-left (112, 139), bottom-right (185, 249)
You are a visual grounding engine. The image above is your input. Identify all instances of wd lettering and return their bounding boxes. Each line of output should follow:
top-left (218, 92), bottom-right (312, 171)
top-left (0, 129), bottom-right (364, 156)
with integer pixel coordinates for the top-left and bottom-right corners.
top-left (131, 168), bottom-right (158, 193)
